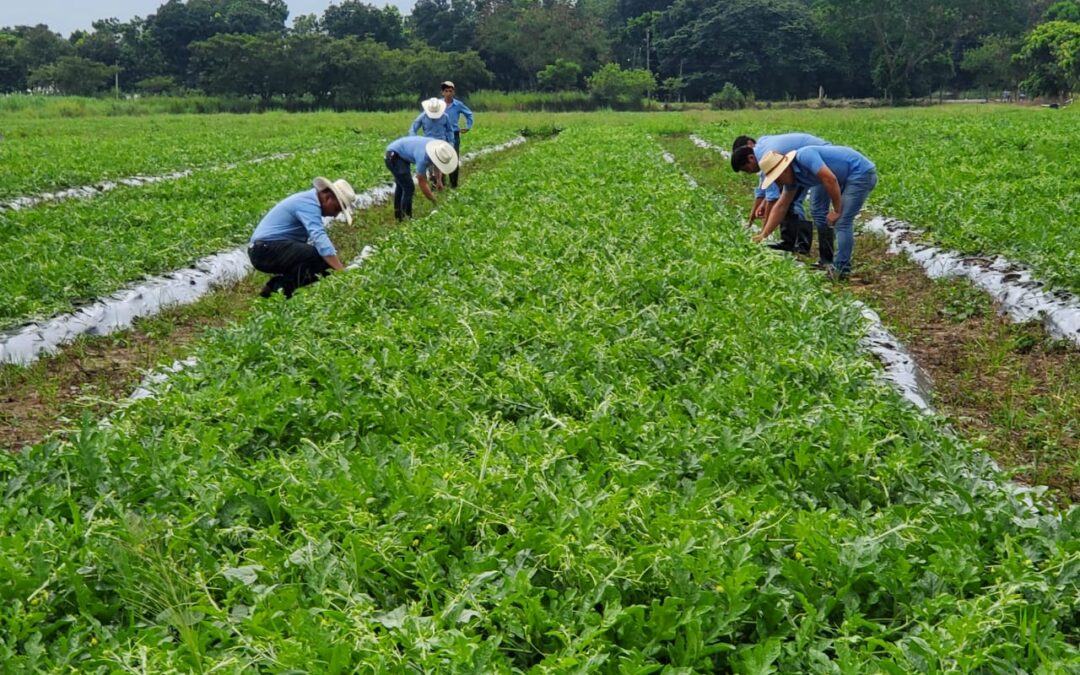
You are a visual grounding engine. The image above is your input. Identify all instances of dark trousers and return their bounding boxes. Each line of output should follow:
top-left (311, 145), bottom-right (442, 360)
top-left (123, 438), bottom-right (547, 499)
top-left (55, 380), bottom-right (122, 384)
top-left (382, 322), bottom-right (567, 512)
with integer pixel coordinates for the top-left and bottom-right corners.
top-left (784, 216), bottom-right (834, 261)
top-left (779, 212), bottom-right (814, 254)
top-left (450, 131), bottom-right (461, 188)
top-left (248, 240), bottom-right (330, 297)
top-left (385, 151), bottom-right (414, 220)
top-left (816, 223), bottom-right (835, 264)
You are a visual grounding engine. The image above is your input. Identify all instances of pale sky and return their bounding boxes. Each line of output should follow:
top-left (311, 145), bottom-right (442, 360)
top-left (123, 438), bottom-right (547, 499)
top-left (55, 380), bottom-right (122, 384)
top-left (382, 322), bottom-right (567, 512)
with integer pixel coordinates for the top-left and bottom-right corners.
top-left (0, 0), bottom-right (416, 36)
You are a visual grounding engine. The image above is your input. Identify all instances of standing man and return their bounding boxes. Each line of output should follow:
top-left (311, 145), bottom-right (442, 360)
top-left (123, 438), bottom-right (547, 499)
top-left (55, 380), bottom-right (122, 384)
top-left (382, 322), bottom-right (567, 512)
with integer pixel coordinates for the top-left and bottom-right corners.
top-left (248, 177), bottom-right (356, 298)
top-left (754, 146), bottom-right (878, 280)
top-left (731, 133), bottom-right (832, 264)
top-left (384, 136), bottom-right (458, 220)
top-left (409, 98), bottom-right (454, 190)
top-left (440, 80), bottom-right (473, 188)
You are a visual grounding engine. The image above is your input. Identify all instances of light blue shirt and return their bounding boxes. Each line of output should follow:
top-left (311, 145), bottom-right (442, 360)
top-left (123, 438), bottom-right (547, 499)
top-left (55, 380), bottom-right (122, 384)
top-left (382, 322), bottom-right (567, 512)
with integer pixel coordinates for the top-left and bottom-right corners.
top-left (250, 189), bottom-right (335, 257)
top-left (409, 112), bottom-right (453, 142)
top-left (444, 98), bottom-right (473, 133)
top-left (756, 132), bottom-right (829, 216)
top-left (786, 145), bottom-right (876, 191)
top-left (754, 133), bottom-right (830, 202)
top-left (386, 136), bottom-right (435, 174)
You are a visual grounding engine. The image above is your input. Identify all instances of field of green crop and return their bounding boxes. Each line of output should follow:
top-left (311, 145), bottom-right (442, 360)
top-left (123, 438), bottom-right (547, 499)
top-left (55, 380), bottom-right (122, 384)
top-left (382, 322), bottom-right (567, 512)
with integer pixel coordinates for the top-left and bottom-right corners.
top-left (1, 123), bottom-right (1076, 671)
top-left (0, 113), bottom-right (341, 199)
top-left (694, 105), bottom-right (1080, 296)
top-left (0, 112), bottom-right (523, 329)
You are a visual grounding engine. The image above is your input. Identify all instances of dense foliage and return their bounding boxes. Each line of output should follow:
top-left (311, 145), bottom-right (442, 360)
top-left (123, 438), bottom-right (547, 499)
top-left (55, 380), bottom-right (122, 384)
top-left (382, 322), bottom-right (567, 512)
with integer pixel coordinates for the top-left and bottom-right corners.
top-left (0, 111), bottom-right (520, 327)
top-left (2, 0), bottom-right (1079, 103)
top-left (0, 123), bottom-right (1077, 671)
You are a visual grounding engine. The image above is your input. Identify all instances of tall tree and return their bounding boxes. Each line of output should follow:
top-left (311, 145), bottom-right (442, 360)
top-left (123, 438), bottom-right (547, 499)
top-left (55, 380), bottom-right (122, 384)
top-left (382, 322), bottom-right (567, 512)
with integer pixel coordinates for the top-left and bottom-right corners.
top-left (475, 0), bottom-right (608, 89)
top-left (654, 0), bottom-right (826, 100)
top-left (189, 32), bottom-right (301, 101)
top-left (408, 0), bottom-right (477, 52)
top-left (961, 34), bottom-right (1025, 98)
top-left (322, 1), bottom-right (407, 48)
top-left (818, 0), bottom-right (1028, 99)
top-left (0, 33), bottom-right (24, 92)
top-left (28, 56), bottom-right (118, 95)
top-left (1016, 19), bottom-right (1080, 98)
top-left (146, 0), bottom-right (288, 81)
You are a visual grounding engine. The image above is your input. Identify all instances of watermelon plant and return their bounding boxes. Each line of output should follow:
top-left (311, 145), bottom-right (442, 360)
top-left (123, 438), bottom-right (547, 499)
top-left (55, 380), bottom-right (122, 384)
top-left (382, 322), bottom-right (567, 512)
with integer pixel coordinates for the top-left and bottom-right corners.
top-left (0, 123), bottom-right (521, 329)
top-left (0, 125), bottom-right (1075, 671)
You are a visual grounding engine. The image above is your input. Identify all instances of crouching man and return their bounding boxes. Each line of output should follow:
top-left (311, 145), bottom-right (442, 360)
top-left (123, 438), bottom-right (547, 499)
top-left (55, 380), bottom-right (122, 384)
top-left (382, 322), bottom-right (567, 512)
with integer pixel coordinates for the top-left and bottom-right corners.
top-left (384, 136), bottom-right (458, 220)
top-left (754, 146), bottom-right (877, 280)
top-left (248, 177), bottom-right (356, 298)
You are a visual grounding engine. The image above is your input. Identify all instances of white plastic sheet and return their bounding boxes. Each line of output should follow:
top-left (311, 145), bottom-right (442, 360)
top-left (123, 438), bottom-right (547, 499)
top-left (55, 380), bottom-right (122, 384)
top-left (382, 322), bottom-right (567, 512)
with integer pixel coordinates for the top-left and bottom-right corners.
top-left (864, 216), bottom-right (1080, 347)
top-left (689, 134), bottom-right (732, 159)
top-left (856, 303), bottom-right (934, 412)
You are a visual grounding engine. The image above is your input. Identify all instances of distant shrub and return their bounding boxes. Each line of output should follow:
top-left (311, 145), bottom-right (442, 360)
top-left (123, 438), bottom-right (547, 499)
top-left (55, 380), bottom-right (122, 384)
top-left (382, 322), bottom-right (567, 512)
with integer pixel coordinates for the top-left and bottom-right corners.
top-left (710, 82), bottom-right (747, 110)
top-left (587, 64), bottom-right (656, 109)
top-left (537, 59), bottom-right (582, 91)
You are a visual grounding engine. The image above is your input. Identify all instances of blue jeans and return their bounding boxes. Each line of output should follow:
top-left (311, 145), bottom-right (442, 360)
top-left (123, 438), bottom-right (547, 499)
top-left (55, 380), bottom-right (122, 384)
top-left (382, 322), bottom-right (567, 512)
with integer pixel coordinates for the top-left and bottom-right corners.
top-left (385, 152), bottom-right (414, 220)
top-left (832, 171), bottom-right (878, 276)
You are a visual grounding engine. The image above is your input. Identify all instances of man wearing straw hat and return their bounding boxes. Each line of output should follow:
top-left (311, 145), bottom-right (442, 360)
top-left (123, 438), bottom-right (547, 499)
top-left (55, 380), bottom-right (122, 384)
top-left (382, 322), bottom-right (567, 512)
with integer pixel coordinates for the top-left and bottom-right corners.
top-left (440, 80), bottom-right (473, 188)
top-left (754, 146), bottom-right (877, 280)
top-left (384, 136), bottom-right (459, 220)
top-left (731, 133), bottom-right (831, 263)
top-left (248, 177), bottom-right (356, 298)
top-left (409, 98), bottom-right (454, 190)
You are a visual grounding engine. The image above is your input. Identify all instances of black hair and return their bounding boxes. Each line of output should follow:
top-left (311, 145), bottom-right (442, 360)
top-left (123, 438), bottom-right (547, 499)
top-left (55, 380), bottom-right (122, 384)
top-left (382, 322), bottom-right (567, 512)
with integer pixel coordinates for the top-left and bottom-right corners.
top-left (730, 145), bottom-right (756, 173)
top-left (731, 135), bottom-right (755, 152)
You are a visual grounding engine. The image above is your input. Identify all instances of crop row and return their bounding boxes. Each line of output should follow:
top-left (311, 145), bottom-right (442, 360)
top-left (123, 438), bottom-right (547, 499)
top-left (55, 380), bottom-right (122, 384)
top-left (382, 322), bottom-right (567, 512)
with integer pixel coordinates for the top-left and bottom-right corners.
top-left (0, 124), bottom-right (520, 329)
top-left (0, 113), bottom-right (383, 199)
top-left (0, 125), bottom-right (1074, 671)
top-left (695, 105), bottom-right (1080, 296)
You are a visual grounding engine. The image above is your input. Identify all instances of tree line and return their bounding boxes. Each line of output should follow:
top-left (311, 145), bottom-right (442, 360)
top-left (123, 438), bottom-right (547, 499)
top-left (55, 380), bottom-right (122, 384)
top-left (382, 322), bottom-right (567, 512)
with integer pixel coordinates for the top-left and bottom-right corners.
top-left (1, 0), bottom-right (1078, 105)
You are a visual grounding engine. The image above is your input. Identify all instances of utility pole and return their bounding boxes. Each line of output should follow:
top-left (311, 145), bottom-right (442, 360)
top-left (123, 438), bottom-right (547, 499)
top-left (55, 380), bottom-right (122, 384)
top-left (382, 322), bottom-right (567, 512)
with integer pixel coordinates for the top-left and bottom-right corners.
top-left (115, 71), bottom-right (120, 99)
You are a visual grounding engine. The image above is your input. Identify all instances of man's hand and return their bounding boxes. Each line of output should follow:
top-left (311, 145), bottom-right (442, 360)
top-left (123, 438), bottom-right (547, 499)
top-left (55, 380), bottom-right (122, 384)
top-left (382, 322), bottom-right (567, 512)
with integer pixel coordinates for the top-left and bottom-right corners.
top-left (751, 233), bottom-right (765, 244)
top-left (826, 209), bottom-right (841, 226)
top-left (754, 202), bottom-right (765, 219)
top-left (417, 173), bottom-right (438, 205)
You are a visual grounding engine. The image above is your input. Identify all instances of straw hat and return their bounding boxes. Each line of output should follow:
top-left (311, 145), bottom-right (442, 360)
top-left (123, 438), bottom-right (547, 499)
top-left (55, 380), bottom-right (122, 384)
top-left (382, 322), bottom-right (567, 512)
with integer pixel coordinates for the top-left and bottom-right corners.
top-left (425, 140), bottom-right (458, 174)
top-left (423, 97), bottom-right (446, 119)
top-left (759, 150), bottom-right (796, 189)
top-left (313, 177), bottom-right (356, 225)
